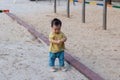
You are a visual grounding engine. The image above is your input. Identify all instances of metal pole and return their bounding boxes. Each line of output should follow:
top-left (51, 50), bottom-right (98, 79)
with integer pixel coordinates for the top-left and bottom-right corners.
top-left (58, 0), bottom-right (60, 6)
top-left (103, 0), bottom-right (107, 30)
top-left (67, 0), bottom-right (70, 18)
top-left (36, 0), bottom-right (39, 3)
top-left (82, 0), bottom-right (85, 23)
top-left (73, 0), bottom-right (76, 6)
top-left (50, 0), bottom-right (51, 3)
top-left (107, 0), bottom-right (112, 4)
top-left (54, 0), bottom-right (57, 13)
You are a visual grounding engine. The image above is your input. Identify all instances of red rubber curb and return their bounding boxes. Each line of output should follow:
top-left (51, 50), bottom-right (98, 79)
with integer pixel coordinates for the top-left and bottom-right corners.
top-left (5, 12), bottom-right (104, 80)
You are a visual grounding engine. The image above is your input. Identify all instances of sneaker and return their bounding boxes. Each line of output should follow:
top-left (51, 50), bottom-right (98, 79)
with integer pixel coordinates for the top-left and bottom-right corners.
top-left (50, 67), bottom-right (56, 72)
top-left (61, 67), bottom-right (67, 72)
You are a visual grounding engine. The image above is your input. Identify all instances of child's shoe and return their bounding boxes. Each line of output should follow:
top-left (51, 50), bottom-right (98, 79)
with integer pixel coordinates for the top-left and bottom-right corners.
top-left (60, 67), bottom-right (67, 72)
top-left (50, 67), bottom-right (56, 72)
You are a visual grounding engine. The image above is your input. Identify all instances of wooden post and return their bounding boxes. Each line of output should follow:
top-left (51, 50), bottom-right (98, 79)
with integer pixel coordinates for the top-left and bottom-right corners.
top-left (82, 0), bottom-right (85, 23)
top-left (103, 0), bottom-right (107, 30)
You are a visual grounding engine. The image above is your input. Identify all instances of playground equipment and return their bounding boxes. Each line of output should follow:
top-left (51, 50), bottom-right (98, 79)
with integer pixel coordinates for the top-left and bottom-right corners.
top-left (54, 0), bottom-right (120, 30)
top-left (81, 0), bottom-right (108, 30)
top-left (54, 0), bottom-right (70, 18)
top-left (77, 1), bottom-right (120, 8)
top-left (0, 10), bottom-right (9, 13)
top-left (73, 0), bottom-right (120, 30)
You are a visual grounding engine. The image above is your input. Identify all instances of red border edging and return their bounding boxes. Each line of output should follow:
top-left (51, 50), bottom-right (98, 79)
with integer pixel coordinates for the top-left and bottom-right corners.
top-left (5, 12), bottom-right (104, 80)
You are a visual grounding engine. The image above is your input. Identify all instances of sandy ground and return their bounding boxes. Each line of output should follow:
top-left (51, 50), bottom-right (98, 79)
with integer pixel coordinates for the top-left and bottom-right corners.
top-left (0, 1), bottom-right (88, 80)
top-left (0, 0), bottom-right (120, 80)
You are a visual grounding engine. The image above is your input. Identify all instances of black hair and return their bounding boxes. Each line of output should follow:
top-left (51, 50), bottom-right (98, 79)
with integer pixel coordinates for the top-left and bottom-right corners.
top-left (51, 18), bottom-right (62, 27)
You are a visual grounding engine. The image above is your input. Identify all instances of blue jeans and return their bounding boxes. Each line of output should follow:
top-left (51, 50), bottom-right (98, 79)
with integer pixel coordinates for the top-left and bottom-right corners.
top-left (49, 51), bottom-right (64, 67)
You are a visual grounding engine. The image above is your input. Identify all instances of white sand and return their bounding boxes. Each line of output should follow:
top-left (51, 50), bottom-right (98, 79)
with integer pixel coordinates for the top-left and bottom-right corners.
top-left (2, 0), bottom-right (119, 80)
top-left (0, 1), bottom-right (88, 80)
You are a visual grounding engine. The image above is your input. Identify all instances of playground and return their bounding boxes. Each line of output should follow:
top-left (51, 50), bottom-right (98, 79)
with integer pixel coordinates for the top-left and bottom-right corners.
top-left (0, 0), bottom-right (120, 80)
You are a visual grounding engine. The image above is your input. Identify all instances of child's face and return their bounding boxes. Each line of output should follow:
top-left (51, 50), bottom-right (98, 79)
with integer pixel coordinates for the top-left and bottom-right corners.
top-left (52, 25), bottom-right (61, 34)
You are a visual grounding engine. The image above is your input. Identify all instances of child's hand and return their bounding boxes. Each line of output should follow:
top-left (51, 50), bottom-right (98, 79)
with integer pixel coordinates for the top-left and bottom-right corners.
top-left (51, 40), bottom-right (62, 44)
top-left (56, 40), bottom-right (61, 44)
top-left (61, 38), bottom-right (67, 42)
